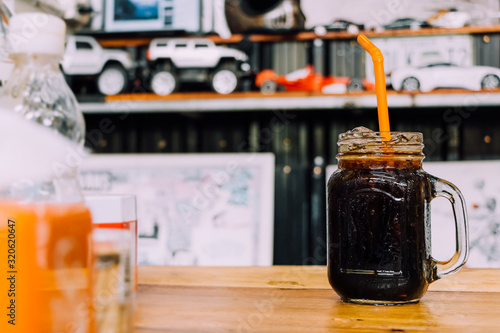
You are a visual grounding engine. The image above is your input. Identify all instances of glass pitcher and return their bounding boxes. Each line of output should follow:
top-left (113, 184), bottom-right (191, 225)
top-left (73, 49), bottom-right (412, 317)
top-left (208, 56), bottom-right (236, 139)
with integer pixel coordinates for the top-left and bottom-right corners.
top-left (0, 12), bottom-right (94, 332)
top-left (327, 127), bottom-right (468, 305)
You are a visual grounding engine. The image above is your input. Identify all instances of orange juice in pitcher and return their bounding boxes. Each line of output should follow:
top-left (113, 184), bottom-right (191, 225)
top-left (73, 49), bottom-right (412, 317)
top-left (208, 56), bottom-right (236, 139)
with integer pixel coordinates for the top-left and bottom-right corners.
top-left (0, 202), bottom-right (94, 332)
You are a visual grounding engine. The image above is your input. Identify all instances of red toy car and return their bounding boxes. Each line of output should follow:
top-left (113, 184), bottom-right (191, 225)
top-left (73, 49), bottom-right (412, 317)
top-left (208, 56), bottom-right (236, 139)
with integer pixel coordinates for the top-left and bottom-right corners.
top-left (255, 65), bottom-right (375, 94)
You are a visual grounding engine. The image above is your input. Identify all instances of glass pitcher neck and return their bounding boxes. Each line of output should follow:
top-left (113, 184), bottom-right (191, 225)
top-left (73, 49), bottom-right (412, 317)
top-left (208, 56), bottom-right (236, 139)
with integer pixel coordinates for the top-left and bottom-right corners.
top-left (337, 155), bottom-right (423, 169)
top-left (337, 128), bottom-right (425, 169)
top-left (3, 52), bottom-right (85, 146)
top-left (4, 176), bottom-right (85, 204)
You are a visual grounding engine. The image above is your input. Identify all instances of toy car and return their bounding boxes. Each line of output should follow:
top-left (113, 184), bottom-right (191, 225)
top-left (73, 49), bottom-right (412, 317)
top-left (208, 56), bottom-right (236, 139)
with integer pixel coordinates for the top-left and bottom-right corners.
top-left (255, 65), bottom-right (375, 94)
top-left (391, 63), bottom-right (500, 92)
top-left (146, 38), bottom-right (251, 95)
top-left (383, 18), bottom-right (430, 30)
top-left (314, 19), bottom-right (364, 36)
top-left (61, 36), bottom-right (135, 96)
top-left (367, 18), bottom-right (429, 32)
top-left (428, 9), bottom-right (470, 29)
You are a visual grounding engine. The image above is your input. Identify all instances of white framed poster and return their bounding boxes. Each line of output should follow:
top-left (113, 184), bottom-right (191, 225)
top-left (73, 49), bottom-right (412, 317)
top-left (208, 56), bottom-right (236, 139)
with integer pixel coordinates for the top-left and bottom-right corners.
top-left (80, 153), bottom-right (275, 266)
top-left (327, 160), bottom-right (500, 268)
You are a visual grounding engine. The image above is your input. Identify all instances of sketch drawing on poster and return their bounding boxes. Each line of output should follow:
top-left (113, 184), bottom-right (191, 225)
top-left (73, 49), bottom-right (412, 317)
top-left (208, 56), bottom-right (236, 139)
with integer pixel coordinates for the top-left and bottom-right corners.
top-left (79, 153), bottom-right (275, 267)
top-left (423, 161), bottom-right (500, 268)
top-left (326, 160), bottom-right (500, 268)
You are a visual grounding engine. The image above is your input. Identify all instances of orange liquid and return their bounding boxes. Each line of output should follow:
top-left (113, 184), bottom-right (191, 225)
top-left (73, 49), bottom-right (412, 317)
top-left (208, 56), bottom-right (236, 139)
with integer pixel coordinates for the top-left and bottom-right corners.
top-left (0, 201), bottom-right (94, 332)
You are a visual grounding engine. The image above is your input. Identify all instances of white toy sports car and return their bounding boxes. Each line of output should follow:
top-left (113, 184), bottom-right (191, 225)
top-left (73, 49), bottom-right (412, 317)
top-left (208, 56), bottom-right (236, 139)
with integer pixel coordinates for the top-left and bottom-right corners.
top-left (391, 63), bottom-right (500, 92)
top-left (428, 9), bottom-right (470, 29)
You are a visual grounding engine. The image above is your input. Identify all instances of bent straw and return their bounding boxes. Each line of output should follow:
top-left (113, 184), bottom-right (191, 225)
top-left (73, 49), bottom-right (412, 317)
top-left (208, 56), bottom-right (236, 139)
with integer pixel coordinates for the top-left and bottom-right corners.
top-left (357, 35), bottom-right (391, 141)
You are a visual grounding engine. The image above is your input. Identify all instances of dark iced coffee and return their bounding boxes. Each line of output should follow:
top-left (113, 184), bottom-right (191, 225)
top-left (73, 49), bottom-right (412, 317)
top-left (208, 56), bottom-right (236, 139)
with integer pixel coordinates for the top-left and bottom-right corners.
top-left (327, 127), bottom-right (469, 305)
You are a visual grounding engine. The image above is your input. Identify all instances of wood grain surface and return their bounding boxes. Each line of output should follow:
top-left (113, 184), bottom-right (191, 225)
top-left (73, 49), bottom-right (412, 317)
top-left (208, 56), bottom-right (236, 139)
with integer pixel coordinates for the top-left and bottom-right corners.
top-left (135, 266), bottom-right (500, 332)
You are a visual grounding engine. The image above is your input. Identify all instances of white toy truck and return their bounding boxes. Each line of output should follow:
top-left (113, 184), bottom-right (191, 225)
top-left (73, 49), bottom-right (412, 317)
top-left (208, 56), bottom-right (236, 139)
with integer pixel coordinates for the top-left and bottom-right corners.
top-left (146, 38), bottom-right (251, 95)
top-left (61, 36), bottom-right (134, 96)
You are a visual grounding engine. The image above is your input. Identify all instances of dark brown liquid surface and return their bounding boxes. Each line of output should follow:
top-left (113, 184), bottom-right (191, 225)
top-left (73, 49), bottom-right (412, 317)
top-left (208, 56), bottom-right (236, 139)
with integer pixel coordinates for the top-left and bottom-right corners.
top-left (327, 160), bottom-right (433, 303)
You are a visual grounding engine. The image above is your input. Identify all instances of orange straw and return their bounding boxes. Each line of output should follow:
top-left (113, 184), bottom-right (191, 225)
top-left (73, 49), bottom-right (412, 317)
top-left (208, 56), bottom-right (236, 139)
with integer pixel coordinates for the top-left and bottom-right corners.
top-left (357, 35), bottom-right (391, 141)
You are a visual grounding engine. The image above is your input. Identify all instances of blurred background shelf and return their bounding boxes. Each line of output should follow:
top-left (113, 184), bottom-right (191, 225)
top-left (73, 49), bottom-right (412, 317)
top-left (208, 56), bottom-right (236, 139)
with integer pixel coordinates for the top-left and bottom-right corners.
top-left (81, 89), bottom-right (500, 114)
top-left (93, 25), bottom-right (500, 47)
top-left (60, 0), bottom-right (500, 266)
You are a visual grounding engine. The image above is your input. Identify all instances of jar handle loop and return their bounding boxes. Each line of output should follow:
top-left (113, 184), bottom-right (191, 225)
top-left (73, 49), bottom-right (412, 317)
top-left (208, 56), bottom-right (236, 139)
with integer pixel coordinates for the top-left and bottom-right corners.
top-left (428, 175), bottom-right (469, 282)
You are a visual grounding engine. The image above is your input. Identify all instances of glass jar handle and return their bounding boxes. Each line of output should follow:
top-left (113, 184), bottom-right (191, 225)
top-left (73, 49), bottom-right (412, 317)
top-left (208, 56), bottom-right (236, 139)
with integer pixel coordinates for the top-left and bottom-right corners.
top-left (428, 175), bottom-right (469, 282)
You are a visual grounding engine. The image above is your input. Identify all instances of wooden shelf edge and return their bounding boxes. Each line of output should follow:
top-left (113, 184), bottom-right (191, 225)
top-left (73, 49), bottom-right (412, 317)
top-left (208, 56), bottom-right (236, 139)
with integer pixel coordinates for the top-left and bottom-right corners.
top-left (80, 90), bottom-right (500, 114)
top-left (96, 25), bottom-right (500, 48)
top-left (275, 24), bottom-right (500, 42)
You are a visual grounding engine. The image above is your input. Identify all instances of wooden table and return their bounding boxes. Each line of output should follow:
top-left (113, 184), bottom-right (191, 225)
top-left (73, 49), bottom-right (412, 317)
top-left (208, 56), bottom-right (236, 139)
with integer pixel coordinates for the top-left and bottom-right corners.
top-left (135, 266), bottom-right (500, 332)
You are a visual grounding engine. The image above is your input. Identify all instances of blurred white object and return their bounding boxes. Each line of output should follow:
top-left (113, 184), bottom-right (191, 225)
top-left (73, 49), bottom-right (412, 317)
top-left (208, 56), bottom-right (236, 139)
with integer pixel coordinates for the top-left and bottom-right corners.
top-left (86, 195), bottom-right (137, 227)
top-left (89, 0), bottom-right (103, 30)
top-left (3, 0), bottom-right (12, 9)
top-left (0, 108), bottom-right (81, 188)
top-left (391, 63), bottom-right (500, 92)
top-left (16, 0), bottom-right (91, 24)
top-left (0, 0), bottom-right (13, 87)
top-left (428, 9), bottom-right (470, 29)
top-left (321, 83), bottom-right (347, 94)
top-left (202, 0), bottom-right (231, 38)
top-left (8, 11), bottom-right (66, 54)
top-left (61, 35), bottom-right (134, 96)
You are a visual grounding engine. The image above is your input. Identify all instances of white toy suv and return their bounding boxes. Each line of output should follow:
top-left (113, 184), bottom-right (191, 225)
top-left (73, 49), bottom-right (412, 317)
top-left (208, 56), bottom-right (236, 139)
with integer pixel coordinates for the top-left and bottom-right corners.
top-left (146, 38), bottom-right (251, 95)
top-left (61, 36), bottom-right (134, 96)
